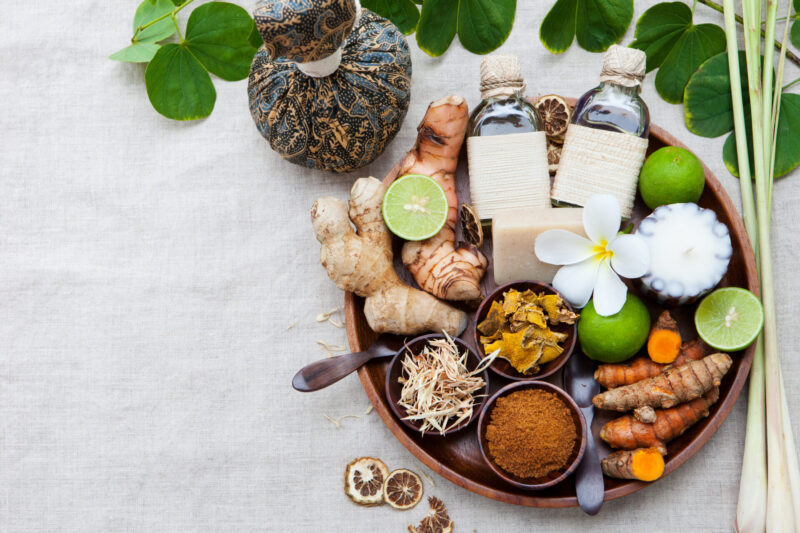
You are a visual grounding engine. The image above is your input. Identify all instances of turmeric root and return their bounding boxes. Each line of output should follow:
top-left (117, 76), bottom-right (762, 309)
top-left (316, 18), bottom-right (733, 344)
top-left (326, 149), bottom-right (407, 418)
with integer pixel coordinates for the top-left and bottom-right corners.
top-left (633, 406), bottom-right (657, 424)
top-left (390, 96), bottom-right (488, 302)
top-left (647, 311), bottom-right (682, 363)
top-left (600, 387), bottom-right (720, 455)
top-left (601, 448), bottom-right (665, 481)
top-left (593, 353), bottom-right (731, 411)
top-left (312, 177), bottom-right (467, 336)
top-left (594, 339), bottom-right (711, 389)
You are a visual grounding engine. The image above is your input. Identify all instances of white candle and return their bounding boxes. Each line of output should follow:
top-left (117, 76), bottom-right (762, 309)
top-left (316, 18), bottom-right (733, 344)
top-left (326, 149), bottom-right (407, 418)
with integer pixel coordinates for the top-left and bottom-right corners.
top-left (636, 203), bottom-right (732, 305)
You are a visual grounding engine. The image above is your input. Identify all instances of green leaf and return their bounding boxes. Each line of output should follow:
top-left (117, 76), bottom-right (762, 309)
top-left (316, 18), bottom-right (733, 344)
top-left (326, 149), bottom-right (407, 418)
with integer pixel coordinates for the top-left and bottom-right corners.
top-left (684, 51), bottom-right (748, 138)
top-left (791, 20), bottom-right (800, 49)
top-left (184, 2), bottom-right (258, 81)
top-left (540, 0), bottom-right (632, 54)
top-left (416, 0), bottom-right (458, 56)
top-left (456, 0), bottom-right (516, 55)
top-left (134, 0), bottom-right (176, 43)
top-left (109, 42), bottom-right (161, 62)
top-left (362, 0), bottom-right (420, 35)
top-left (723, 93), bottom-right (800, 179)
top-left (249, 21), bottom-right (264, 49)
top-left (145, 43), bottom-right (216, 120)
top-left (630, 2), bottom-right (692, 72)
top-left (417, 0), bottom-right (514, 56)
top-left (631, 2), bottom-right (725, 104)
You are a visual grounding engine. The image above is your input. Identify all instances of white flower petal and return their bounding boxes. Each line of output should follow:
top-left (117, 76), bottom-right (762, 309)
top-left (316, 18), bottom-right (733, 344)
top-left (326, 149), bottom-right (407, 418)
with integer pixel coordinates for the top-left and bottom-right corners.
top-left (593, 260), bottom-right (628, 316)
top-left (583, 194), bottom-right (621, 244)
top-left (609, 234), bottom-right (651, 278)
top-left (535, 230), bottom-right (597, 266)
top-left (552, 257), bottom-right (601, 308)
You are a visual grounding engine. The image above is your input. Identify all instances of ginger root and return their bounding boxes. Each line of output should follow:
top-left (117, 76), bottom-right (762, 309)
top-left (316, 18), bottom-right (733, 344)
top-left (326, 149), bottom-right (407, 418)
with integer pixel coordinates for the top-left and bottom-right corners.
top-left (593, 353), bottom-right (731, 412)
top-left (601, 448), bottom-right (665, 482)
top-left (391, 95), bottom-right (488, 302)
top-left (312, 177), bottom-right (467, 336)
top-left (647, 311), bottom-right (682, 364)
top-left (600, 388), bottom-right (720, 455)
top-left (594, 339), bottom-right (711, 389)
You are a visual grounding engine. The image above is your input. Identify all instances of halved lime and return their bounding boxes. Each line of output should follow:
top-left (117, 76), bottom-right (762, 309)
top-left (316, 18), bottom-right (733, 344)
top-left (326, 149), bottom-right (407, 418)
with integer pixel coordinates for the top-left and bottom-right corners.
top-left (694, 287), bottom-right (764, 351)
top-left (382, 174), bottom-right (449, 241)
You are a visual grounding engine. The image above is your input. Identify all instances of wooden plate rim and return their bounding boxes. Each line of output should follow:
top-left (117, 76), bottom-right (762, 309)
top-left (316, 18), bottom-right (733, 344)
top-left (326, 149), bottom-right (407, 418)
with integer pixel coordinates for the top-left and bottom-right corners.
top-left (344, 121), bottom-right (758, 508)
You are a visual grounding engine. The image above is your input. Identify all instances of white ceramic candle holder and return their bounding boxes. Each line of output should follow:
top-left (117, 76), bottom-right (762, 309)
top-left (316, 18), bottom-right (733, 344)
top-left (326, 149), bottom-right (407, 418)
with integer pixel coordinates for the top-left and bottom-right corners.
top-left (636, 203), bottom-right (732, 305)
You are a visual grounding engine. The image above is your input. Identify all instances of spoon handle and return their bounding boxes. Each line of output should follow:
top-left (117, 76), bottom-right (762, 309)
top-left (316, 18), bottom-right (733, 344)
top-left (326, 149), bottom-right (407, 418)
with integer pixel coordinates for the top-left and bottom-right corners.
top-left (292, 345), bottom-right (394, 392)
top-left (575, 406), bottom-right (604, 515)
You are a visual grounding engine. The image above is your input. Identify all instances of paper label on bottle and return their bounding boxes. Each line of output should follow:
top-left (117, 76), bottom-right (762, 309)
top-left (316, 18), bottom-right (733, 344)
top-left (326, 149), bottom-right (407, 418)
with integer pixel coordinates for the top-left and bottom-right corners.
top-left (466, 131), bottom-right (551, 221)
top-left (551, 124), bottom-right (649, 218)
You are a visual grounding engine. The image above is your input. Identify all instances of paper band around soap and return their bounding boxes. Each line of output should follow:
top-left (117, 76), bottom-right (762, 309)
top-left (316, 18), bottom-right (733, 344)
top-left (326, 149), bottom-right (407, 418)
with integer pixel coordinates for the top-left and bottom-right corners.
top-left (467, 131), bottom-right (551, 221)
top-left (551, 124), bottom-right (649, 218)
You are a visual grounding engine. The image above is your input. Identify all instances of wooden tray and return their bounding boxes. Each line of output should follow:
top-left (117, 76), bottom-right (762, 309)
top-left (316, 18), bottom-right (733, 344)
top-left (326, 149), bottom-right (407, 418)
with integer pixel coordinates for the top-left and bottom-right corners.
top-left (344, 113), bottom-right (758, 508)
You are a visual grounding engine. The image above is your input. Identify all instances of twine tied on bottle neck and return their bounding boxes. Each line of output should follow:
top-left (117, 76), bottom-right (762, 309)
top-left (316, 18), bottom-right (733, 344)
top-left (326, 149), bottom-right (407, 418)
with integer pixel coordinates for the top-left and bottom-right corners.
top-left (598, 44), bottom-right (646, 88)
top-left (479, 55), bottom-right (526, 100)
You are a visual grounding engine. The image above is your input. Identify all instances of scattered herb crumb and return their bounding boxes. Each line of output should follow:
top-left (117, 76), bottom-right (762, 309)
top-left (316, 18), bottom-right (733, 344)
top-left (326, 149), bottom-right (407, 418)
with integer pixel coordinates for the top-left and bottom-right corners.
top-left (286, 321), bottom-right (297, 330)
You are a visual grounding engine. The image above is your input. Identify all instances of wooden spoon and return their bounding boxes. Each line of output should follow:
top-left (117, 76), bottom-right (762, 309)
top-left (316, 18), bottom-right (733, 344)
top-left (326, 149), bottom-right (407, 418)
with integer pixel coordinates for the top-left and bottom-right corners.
top-left (292, 336), bottom-right (396, 392)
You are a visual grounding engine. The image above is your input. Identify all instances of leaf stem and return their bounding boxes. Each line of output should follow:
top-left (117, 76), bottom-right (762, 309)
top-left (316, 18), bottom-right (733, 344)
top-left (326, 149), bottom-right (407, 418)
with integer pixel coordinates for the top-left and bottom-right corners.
top-left (132, 0), bottom-right (195, 43)
top-left (697, 0), bottom-right (800, 68)
top-left (172, 14), bottom-right (184, 42)
top-left (784, 76), bottom-right (800, 89)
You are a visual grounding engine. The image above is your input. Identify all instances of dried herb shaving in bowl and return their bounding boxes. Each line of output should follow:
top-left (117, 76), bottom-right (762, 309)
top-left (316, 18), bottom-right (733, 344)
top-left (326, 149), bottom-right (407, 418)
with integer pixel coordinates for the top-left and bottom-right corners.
top-left (397, 334), bottom-right (497, 436)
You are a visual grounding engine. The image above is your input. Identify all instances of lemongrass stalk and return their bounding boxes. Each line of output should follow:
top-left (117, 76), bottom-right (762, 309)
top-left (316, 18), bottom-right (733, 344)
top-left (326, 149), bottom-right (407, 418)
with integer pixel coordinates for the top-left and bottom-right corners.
top-left (768, 0), bottom-right (792, 212)
top-left (724, 2), bottom-right (768, 530)
top-left (779, 365), bottom-right (800, 526)
top-left (748, 0), bottom-right (797, 527)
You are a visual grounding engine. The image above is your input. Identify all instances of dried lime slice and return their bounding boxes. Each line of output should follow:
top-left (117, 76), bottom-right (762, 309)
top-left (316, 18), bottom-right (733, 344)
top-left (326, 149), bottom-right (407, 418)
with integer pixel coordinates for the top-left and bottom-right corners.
top-left (694, 287), bottom-right (764, 351)
top-left (382, 174), bottom-right (448, 241)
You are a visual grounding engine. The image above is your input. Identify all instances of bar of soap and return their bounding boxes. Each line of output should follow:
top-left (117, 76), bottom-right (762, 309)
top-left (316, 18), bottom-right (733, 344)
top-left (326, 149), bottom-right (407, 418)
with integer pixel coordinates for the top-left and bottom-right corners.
top-left (492, 208), bottom-right (587, 285)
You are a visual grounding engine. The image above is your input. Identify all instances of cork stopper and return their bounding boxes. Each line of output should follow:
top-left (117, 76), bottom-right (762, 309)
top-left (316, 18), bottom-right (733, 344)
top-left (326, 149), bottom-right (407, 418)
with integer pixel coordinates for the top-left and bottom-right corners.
top-left (599, 44), bottom-right (646, 88)
top-left (254, 0), bottom-right (358, 63)
top-left (479, 55), bottom-right (526, 101)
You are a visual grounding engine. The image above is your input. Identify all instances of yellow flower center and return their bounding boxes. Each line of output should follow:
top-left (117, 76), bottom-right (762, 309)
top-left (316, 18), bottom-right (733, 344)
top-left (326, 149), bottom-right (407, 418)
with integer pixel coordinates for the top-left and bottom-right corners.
top-left (593, 239), bottom-right (614, 262)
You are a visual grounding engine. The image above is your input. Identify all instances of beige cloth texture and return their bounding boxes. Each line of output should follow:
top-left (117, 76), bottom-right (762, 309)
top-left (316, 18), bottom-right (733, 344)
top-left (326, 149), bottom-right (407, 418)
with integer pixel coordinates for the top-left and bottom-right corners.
top-left (467, 131), bottom-right (551, 220)
top-left (1, 1), bottom-right (799, 532)
top-left (552, 124), bottom-right (649, 218)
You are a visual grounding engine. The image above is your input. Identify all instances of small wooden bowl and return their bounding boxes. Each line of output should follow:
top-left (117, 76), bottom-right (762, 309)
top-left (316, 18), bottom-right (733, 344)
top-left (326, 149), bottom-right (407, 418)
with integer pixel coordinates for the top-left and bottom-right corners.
top-left (385, 334), bottom-right (490, 437)
top-left (473, 281), bottom-right (578, 381)
top-left (477, 381), bottom-right (587, 490)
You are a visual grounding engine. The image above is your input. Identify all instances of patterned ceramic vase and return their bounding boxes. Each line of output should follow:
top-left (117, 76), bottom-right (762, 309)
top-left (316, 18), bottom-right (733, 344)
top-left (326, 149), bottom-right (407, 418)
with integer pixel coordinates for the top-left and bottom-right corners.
top-left (248, 0), bottom-right (412, 173)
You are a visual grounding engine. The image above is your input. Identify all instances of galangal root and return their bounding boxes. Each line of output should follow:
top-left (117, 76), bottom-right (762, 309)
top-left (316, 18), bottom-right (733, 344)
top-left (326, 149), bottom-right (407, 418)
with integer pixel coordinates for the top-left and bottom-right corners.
top-left (391, 95), bottom-right (488, 302)
top-left (601, 447), bottom-right (665, 482)
top-left (600, 387), bottom-right (720, 455)
top-left (592, 353), bottom-right (731, 411)
top-left (594, 339), bottom-right (710, 389)
top-left (647, 311), bottom-right (682, 363)
top-left (312, 177), bottom-right (467, 336)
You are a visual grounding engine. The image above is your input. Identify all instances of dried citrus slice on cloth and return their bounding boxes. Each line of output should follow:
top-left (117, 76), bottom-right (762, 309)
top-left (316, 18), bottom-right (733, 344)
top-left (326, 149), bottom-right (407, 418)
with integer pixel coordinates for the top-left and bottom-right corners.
top-left (694, 287), bottom-right (764, 351)
top-left (382, 174), bottom-right (448, 241)
top-left (408, 497), bottom-right (454, 533)
top-left (383, 468), bottom-right (424, 510)
top-left (344, 457), bottom-right (389, 506)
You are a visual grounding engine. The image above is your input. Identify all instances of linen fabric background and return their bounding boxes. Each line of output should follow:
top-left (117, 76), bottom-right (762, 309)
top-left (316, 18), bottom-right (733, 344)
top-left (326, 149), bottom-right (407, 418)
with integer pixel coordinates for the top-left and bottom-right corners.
top-left (1, 1), bottom-right (799, 531)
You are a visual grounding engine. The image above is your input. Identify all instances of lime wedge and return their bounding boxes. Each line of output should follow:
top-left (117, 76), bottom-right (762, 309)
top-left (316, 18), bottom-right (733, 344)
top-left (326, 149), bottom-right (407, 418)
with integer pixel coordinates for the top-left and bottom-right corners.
top-left (382, 174), bottom-right (449, 241)
top-left (694, 287), bottom-right (764, 351)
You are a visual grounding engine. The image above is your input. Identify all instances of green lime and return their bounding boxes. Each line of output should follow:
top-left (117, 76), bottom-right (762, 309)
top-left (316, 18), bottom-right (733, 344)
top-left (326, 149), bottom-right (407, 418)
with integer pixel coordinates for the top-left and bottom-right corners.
top-left (695, 287), bottom-right (764, 351)
top-left (382, 174), bottom-right (449, 241)
top-left (639, 146), bottom-right (705, 209)
top-left (578, 294), bottom-right (651, 363)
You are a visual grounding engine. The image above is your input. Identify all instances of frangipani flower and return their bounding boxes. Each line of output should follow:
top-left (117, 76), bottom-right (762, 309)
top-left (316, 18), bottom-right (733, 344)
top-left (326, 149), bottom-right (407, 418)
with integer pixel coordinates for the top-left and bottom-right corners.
top-left (535, 194), bottom-right (650, 317)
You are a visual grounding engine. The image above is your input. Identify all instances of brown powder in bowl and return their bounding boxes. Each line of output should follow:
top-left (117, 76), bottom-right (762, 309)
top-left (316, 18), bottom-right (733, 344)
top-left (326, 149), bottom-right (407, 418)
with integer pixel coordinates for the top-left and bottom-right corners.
top-left (485, 389), bottom-right (577, 479)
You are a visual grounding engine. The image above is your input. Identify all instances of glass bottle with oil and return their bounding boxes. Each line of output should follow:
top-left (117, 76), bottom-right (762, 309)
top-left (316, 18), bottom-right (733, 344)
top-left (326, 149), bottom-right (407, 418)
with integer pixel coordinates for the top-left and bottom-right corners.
top-left (551, 45), bottom-right (650, 218)
top-left (466, 55), bottom-right (551, 223)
